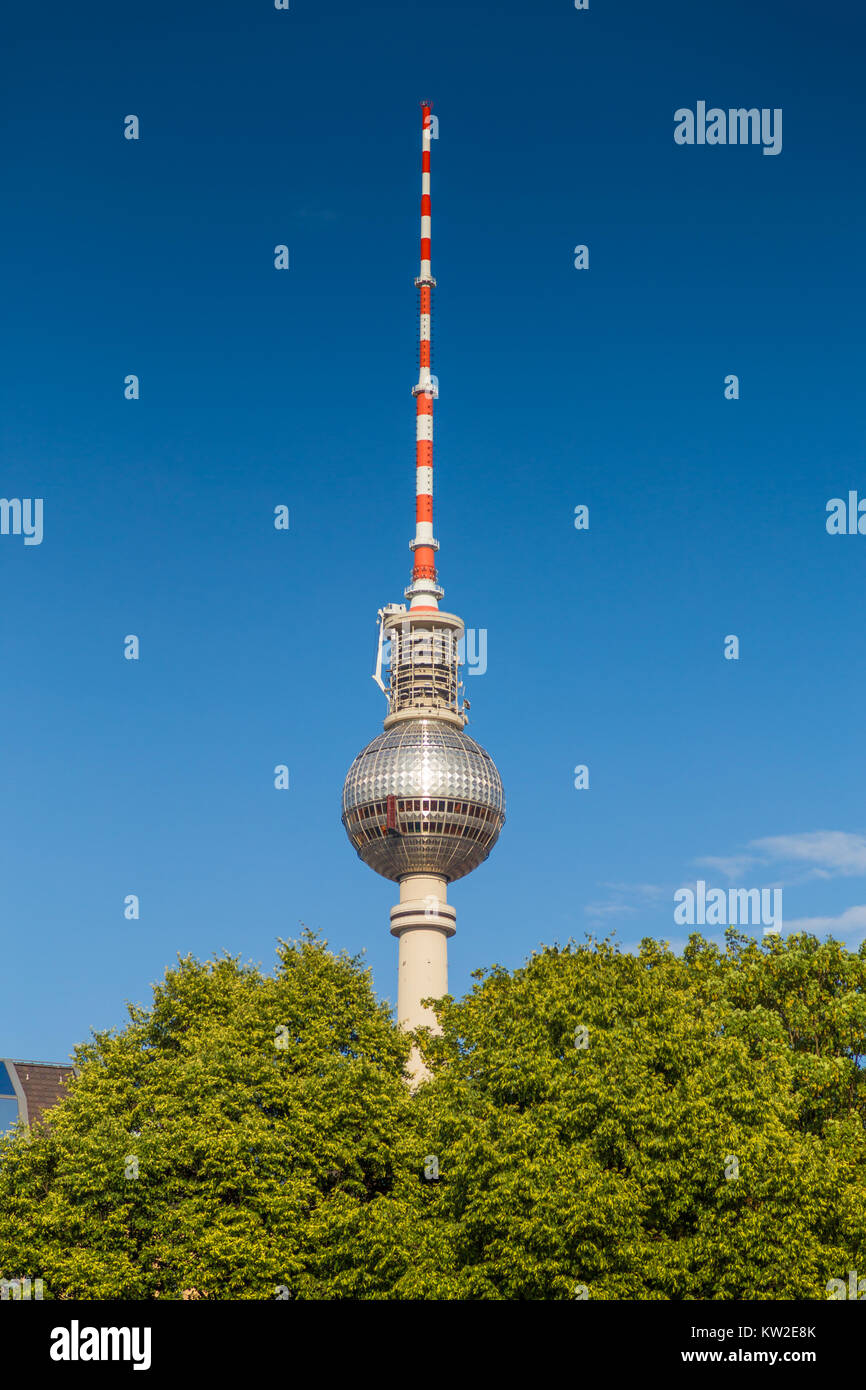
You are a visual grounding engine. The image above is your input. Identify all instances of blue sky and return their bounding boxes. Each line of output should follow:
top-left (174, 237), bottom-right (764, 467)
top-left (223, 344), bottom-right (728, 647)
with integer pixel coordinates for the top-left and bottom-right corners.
top-left (3, 0), bottom-right (866, 1064)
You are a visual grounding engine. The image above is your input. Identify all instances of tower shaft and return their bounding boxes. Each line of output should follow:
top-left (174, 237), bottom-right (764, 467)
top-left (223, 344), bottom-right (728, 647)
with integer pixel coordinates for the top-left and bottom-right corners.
top-left (391, 873), bottom-right (454, 1023)
top-left (392, 874), bottom-right (452, 1085)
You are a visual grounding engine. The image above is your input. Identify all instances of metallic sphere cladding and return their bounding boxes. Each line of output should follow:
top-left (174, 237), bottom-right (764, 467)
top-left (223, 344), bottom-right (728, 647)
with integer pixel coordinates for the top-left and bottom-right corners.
top-left (342, 719), bottom-right (505, 882)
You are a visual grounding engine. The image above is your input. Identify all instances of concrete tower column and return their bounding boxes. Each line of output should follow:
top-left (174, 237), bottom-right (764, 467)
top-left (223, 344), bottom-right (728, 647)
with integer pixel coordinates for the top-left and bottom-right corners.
top-left (390, 873), bottom-right (455, 1082)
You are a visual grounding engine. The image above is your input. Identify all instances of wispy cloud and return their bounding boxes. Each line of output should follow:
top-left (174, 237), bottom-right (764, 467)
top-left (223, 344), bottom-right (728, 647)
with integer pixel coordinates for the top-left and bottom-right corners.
top-left (782, 904), bottom-right (866, 937)
top-left (751, 831), bottom-right (866, 878)
top-left (694, 854), bottom-right (761, 879)
top-left (584, 901), bottom-right (638, 919)
top-left (599, 882), bottom-right (667, 900)
top-left (588, 835), bottom-right (866, 933)
top-left (585, 882), bottom-right (666, 920)
top-left (695, 832), bottom-right (866, 886)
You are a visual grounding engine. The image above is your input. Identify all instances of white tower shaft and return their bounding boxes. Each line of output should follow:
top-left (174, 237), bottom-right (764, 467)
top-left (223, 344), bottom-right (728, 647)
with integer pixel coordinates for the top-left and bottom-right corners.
top-left (390, 873), bottom-right (455, 1084)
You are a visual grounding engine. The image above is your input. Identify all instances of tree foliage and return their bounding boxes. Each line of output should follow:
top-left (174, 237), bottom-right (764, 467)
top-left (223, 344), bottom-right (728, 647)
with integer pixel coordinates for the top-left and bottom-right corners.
top-left (0, 933), bottom-right (417, 1299)
top-left (2, 929), bottom-right (865, 1299)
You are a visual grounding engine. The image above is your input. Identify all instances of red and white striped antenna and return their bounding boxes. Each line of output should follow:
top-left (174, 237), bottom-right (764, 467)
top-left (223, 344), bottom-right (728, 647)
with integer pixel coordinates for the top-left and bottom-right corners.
top-left (406, 101), bottom-right (443, 613)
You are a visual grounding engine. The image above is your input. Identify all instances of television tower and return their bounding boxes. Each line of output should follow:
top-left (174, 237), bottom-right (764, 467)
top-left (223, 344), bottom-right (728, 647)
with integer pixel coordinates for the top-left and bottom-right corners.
top-left (342, 104), bottom-right (505, 1083)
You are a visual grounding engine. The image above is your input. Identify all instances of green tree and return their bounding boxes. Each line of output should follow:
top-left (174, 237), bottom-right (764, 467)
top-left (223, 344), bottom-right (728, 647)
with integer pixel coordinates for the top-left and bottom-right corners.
top-left (406, 931), bottom-right (866, 1299)
top-left (2, 928), bottom-right (865, 1300)
top-left (0, 932), bottom-right (423, 1299)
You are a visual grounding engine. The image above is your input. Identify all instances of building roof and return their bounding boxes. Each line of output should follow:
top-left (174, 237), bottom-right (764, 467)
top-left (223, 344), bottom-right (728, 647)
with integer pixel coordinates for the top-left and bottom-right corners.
top-left (0, 1059), bottom-right (76, 1127)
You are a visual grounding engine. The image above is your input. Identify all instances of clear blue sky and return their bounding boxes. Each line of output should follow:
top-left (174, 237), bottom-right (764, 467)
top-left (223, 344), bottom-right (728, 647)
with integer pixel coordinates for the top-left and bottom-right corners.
top-left (3, 0), bottom-right (866, 1064)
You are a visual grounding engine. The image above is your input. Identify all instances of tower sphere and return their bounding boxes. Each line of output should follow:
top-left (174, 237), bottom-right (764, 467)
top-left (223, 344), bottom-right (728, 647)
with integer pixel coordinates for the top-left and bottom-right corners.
top-left (342, 719), bottom-right (505, 883)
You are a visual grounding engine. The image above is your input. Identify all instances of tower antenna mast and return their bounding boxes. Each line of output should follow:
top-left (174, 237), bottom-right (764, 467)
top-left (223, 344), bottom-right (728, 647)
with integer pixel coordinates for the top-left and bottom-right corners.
top-left (408, 101), bottom-right (441, 613)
